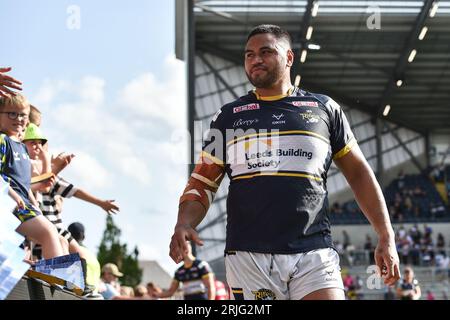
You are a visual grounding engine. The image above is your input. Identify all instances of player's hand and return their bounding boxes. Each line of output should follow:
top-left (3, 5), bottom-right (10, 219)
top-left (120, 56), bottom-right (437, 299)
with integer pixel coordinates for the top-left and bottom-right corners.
top-left (51, 152), bottom-right (75, 174)
top-left (0, 67), bottom-right (22, 97)
top-left (374, 235), bottom-right (400, 286)
top-left (169, 224), bottom-right (204, 264)
top-left (101, 199), bottom-right (119, 214)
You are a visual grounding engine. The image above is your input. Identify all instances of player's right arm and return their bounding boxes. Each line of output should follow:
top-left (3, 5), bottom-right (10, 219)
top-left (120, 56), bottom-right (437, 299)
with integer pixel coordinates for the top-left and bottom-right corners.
top-left (170, 108), bottom-right (227, 263)
top-left (170, 154), bottom-right (225, 263)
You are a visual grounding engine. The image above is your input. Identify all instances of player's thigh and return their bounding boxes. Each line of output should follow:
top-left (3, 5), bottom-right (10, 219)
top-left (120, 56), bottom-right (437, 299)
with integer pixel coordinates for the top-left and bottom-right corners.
top-left (290, 248), bottom-right (344, 300)
top-left (302, 288), bottom-right (345, 300)
top-left (225, 251), bottom-right (287, 300)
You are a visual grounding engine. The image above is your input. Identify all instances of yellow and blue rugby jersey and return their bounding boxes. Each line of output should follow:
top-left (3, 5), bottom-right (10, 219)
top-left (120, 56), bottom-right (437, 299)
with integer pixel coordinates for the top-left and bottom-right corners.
top-left (0, 133), bottom-right (34, 207)
top-left (202, 87), bottom-right (356, 254)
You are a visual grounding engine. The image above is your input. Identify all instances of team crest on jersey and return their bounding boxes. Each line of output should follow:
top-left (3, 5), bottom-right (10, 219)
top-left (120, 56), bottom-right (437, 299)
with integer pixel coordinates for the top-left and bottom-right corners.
top-left (251, 288), bottom-right (277, 300)
top-left (299, 110), bottom-right (320, 124)
top-left (252, 289), bottom-right (277, 300)
top-left (292, 101), bottom-right (318, 107)
top-left (233, 103), bottom-right (260, 114)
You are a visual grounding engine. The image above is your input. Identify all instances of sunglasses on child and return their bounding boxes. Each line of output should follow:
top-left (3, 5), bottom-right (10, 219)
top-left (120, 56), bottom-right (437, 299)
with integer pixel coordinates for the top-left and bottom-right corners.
top-left (0, 111), bottom-right (29, 121)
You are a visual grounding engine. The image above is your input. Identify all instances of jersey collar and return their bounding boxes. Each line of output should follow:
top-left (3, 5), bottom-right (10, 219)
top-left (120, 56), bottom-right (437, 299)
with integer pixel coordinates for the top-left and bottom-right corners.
top-left (253, 86), bottom-right (295, 101)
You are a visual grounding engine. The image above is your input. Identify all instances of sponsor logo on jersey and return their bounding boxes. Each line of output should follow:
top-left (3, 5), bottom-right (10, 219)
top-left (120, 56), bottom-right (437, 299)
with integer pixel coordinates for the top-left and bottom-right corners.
top-left (233, 103), bottom-right (260, 113)
top-left (243, 138), bottom-right (313, 170)
top-left (292, 100), bottom-right (319, 107)
top-left (325, 268), bottom-right (338, 281)
top-left (272, 113), bottom-right (286, 125)
top-left (251, 288), bottom-right (277, 300)
top-left (299, 110), bottom-right (320, 124)
top-left (212, 109), bottom-right (222, 122)
top-left (233, 118), bottom-right (259, 128)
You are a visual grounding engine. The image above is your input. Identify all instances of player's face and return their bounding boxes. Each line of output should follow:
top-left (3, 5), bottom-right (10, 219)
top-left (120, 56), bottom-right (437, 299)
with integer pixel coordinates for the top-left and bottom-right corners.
top-left (244, 33), bottom-right (292, 89)
top-left (0, 103), bottom-right (29, 138)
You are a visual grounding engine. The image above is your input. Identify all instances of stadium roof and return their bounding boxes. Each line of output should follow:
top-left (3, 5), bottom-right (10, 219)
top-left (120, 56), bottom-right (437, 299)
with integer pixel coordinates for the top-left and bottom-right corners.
top-left (176, 0), bottom-right (450, 134)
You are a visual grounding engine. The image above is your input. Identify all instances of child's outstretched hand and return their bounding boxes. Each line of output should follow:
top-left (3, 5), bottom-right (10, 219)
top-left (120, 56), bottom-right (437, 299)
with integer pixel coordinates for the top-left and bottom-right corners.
top-left (100, 200), bottom-right (120, 215)
top-left (51, 152), bottom-right (75, 175)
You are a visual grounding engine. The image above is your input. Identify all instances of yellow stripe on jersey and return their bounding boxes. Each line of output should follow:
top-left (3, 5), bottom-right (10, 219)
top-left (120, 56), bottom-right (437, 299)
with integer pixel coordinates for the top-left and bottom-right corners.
top-left (201, 273), bottom-right (213, 279)
top-left (233, 172), bottom-right (323, 181)
top-left (253, 87), bottom-right (294, 101)
top-left (227, 130), bottom-right (329, 146)
top-left (201, 151), bottom-right (224, 167)
top-left (333, 137), bottom-right (357, 160)
top-left (232, 289), bottom-right (244, 293)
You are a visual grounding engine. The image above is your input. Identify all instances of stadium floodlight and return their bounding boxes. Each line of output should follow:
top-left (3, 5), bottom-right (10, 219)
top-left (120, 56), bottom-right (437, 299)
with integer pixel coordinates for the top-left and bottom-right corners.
top-left (418, 26), bottom-right (428, 40)
top-left (300, 50), bottom-right (308, 63)
top-left (383, 105), bottom-right (391, 116)
top-left (408, 49), bottom-right (417, 63)
top-left (294, 75), bottom-right (301, 87)
top-left (312, 1), bottom-right (319, 17)
top-left (308, 43), bottom-right (321, 50)
top-left (429, 2), bottom-right (439, 17)
top-left (306, 26), bottom-right (313, 40)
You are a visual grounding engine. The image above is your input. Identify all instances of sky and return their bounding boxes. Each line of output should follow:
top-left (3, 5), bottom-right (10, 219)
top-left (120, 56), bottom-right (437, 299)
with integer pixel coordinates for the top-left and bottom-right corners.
top-left (0, 0), bottom-right (188, 275)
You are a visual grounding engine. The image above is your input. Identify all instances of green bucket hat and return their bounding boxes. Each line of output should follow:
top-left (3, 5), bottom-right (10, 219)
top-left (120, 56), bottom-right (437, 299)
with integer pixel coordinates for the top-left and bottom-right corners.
top-left (23, 123), bottom-right (47, 145)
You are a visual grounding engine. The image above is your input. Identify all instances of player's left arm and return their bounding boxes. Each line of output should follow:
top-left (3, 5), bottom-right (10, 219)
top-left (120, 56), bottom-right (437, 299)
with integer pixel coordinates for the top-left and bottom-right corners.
top-left (202, 273), bottom-right (216, 300)
top-left (334, 144), bottom-right (400, 286)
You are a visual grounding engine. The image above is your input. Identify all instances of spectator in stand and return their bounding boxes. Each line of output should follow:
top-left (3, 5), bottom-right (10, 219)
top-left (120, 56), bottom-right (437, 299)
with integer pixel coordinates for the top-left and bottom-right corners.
top-left (98, 263), bottom-right (125, 300)
top-left (0, 67), bottom-right (22, 97)
top-left (437, 233), bottom-right (446, 255)
top-left (134, 285), bottom-right (148, 298)
top-left (364, 234), bottom-right (375, 265)
top-left (23, 124), bottom-right (119, 288)
top-left (426, 290), bottom-right (435, 300)
top-left (330, 202), bottom-right (343, 215)
top-left (0, 93), bottom-right (63, 259)
top-left (396, 266), bottom-right (421, 300)
top-left (397, 170), bottom-right (406, 189)
top-left (120, 286), bottom-right (135, 297)
top-left (147, 282), bottom-right (163, 300)
top-left (68, 222), bottom-right (101, 293)
top-left (342, 230), bottom-right (351, 250)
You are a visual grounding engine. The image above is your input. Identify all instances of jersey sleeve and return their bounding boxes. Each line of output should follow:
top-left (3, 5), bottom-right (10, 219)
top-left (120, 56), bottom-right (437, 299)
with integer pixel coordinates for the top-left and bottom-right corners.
top-left (202, 108), bottom-right (226, 165)
top-left (198, 260), bottom-right (213, 278)
top-left (179, 108), bottom-right (227, 210)
top-left (52, 176), bottom-right (78, 198)
top-left (327, 98), bottom-right (357, 159)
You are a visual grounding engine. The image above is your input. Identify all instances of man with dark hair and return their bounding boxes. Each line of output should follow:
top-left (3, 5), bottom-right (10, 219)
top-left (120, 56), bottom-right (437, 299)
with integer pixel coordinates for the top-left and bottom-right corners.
top-left (169, 24), bottom-right (400, 300)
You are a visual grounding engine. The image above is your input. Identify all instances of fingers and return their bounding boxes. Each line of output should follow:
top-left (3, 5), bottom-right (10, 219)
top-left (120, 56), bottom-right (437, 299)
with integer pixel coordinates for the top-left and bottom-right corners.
top-left (0, 85), bottom-right (19, 97)
top-left (0, 77), bottom-right (22, 88)
top-left (169, 236), bottom-right (184, 263)
top-left (374, 252), bottom-right (384, 277)
top-left (190, 230), bottom-right (204, 247)
top-left (0, 67), bottom-right (12, 72)
top-left (385, 261), bottom-right (401, 286)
